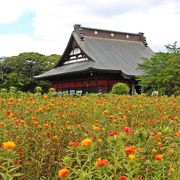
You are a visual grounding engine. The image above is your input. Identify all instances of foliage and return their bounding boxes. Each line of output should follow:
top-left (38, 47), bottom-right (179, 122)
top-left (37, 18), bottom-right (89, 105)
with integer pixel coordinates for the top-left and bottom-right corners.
top-left (0, 52), bottom-right (60, 92)
top-left (0, 92), bottom-right (179, 179)
top-left (111, 82), bottom-right (130, 95)
top-left (138, 42), bottom-right (180, 96)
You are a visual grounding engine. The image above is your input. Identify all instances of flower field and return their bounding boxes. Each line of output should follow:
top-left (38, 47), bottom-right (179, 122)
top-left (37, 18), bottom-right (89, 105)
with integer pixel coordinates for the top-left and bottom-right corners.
top-left (0, 92), bottom-right (179, 179)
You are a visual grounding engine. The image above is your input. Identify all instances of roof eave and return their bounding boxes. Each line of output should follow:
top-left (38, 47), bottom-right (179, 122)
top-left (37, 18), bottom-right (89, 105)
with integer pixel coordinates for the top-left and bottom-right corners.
top-left (34, 67), bottom-right (143, 80)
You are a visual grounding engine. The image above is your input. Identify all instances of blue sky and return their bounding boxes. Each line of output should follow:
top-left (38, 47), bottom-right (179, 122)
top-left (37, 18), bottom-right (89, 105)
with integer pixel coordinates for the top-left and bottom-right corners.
top-left (0, 0), bottom-right (179, 56)
top-left (0, 12), bottom-right (35, 35)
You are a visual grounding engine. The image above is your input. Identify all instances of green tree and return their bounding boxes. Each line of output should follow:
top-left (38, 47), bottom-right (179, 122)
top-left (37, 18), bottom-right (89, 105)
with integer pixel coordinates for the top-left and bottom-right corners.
top-left (138, 42), bottom-right (180, 96)
top-left (111, 82), bottom-right (130, 95)
top-left (0, 52), bottom-right (60, 92)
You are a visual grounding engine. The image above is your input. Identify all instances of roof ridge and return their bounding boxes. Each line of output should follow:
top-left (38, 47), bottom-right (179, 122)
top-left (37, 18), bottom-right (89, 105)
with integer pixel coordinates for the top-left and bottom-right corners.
top-left (73, 24), bottom-right (148, 46)
top-left (74, 24), bottom-right (143, 36)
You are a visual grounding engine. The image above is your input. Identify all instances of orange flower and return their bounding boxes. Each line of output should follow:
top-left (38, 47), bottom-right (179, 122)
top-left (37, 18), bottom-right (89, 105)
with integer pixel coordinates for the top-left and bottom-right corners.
top-left (58, 168), bottom-right (69, 178)
top-left (0, 122), bottom-right (5, 127)
top-left (103, 110), bottom-right (109, 115)
top-left (50, 121), bottom-right (56, 126)
top-left (95, 119), bottom-right (100, 123)
top-left (19, 120), bottom-right (25, 124)
top-left (2, 141), bottom-right (16, 149)
top-left (96, 159), bottom-right (108, 167)
top-left (34, 122), bottom-right (39, 126)
top-left (6, 110), bottom-right (12, 114)
top-left (157, 132), bottom-right (162, 136)
top-left (52, 135), bottom-right (58, 140)
top-left (31, 117), bottom-right (37, 121)
top-left (109, 115), bottom-right (115, 119)
top-left (44, 124), bottom-right (49, 129)
top-left (157, 141), bottom-right (163, 147)
top-left (176, 130), bottom-right (180, 137)
top-left (81, 138), bottom-right (92, 147)
top-left (155, 155), bottom-right (163, 160)
top-left (156, 137), bottom-right (161, 142)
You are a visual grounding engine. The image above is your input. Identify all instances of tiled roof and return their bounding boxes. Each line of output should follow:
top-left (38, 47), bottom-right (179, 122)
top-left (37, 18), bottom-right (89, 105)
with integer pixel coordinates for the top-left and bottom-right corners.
top-left (35, 25), bottom-right (154, 79)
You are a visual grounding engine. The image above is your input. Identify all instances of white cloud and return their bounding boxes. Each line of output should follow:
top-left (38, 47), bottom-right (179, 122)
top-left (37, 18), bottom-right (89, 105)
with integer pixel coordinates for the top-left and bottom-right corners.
top-left (0, 34), bottom-right (61, 56)
top-left (0, 0), bottom-right (179, 56)
top-left (0, 0), bottom-right (35, 23)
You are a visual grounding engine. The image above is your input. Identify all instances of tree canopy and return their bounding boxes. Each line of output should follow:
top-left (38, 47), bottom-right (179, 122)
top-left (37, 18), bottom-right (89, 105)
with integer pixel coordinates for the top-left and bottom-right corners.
top-left (138, 42), bottom-right (180, 96)
top-left (0, 52), bottom-right (60, 92)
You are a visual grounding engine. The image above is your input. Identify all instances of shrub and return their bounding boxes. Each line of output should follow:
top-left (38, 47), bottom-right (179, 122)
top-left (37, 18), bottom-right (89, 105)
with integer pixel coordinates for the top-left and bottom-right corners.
top-left (111, 82), bottom-right (130, 95)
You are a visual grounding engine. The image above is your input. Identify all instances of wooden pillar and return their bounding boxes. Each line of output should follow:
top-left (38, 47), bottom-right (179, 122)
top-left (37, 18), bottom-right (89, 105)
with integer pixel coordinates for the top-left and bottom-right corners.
top-left (131, 84), bottom-right (136, 95)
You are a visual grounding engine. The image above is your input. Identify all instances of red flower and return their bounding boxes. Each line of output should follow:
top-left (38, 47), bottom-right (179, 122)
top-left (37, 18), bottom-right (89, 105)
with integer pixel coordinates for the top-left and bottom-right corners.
top-left (119, 176), bottom-right (127, 180)
top-left (125, 146), bottom-right (136, 155)
top-left (155, 155), bottom-right (163, 160)
top-left (122, 126), bottom-right (133, 134)
top-left (109, 131), bottom-right (118, 136)
top-left (68, 141), bottom-right (80, 147)
top-left (14, 159), bottom-right (20, 165)
top-left (50, 121), bottom-right (56, 126)
top-left (85, 130), bottom-right (89, 134)
top-left (96, 159), bottom-right (108, 167)
top-left (92, 136), bottom-right (97, 139)
top-left (151, 119), bottom-right (157, 124)
top-left (47, 131), bottom-right (51, 137)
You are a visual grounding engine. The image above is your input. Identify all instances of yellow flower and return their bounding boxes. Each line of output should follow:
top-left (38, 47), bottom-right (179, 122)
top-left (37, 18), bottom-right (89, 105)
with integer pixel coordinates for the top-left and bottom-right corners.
top-left (97, 139), bottom-right (102, 143)
top-left (128, 154), bottom-right (136, 160)
top-left (169, 168), bottom-right (176, 173)
top-left (152, 148), bottom-right (157, 153)
top-left (2, 141), bottom-right (16, 149)
top-left (157, 132), bottom-right (163, 136)
top-left (92, 125), bottom-right (99, 131)
top-left (81, 138), bottom-right (92, 147)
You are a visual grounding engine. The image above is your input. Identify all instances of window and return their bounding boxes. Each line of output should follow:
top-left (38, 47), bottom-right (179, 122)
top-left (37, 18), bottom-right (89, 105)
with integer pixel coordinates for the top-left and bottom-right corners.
top-left (76, 90), bottom-right (82, 94)
top-left (69, 90), bottom-right (75, 94)
top-left (63, 47), bottom-right (89, 65)
top-left (70, 48), bottom-right (81, 56)
top-left (63, 90), bottom-right (68, 94)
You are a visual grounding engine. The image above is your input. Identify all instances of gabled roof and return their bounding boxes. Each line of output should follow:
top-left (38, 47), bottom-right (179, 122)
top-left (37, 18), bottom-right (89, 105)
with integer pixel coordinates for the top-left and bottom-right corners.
top-left (35, 25), bottom-right (154, 79)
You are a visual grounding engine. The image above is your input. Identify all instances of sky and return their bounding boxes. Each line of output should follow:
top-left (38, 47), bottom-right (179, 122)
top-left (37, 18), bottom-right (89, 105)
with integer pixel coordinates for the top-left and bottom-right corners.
top-left (0, 0), bottom-right (179, 57)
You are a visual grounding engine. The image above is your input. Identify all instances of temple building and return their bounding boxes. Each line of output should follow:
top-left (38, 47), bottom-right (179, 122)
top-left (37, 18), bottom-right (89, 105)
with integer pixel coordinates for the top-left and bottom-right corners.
top-left (35, 24), bottom-right (154, 94)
